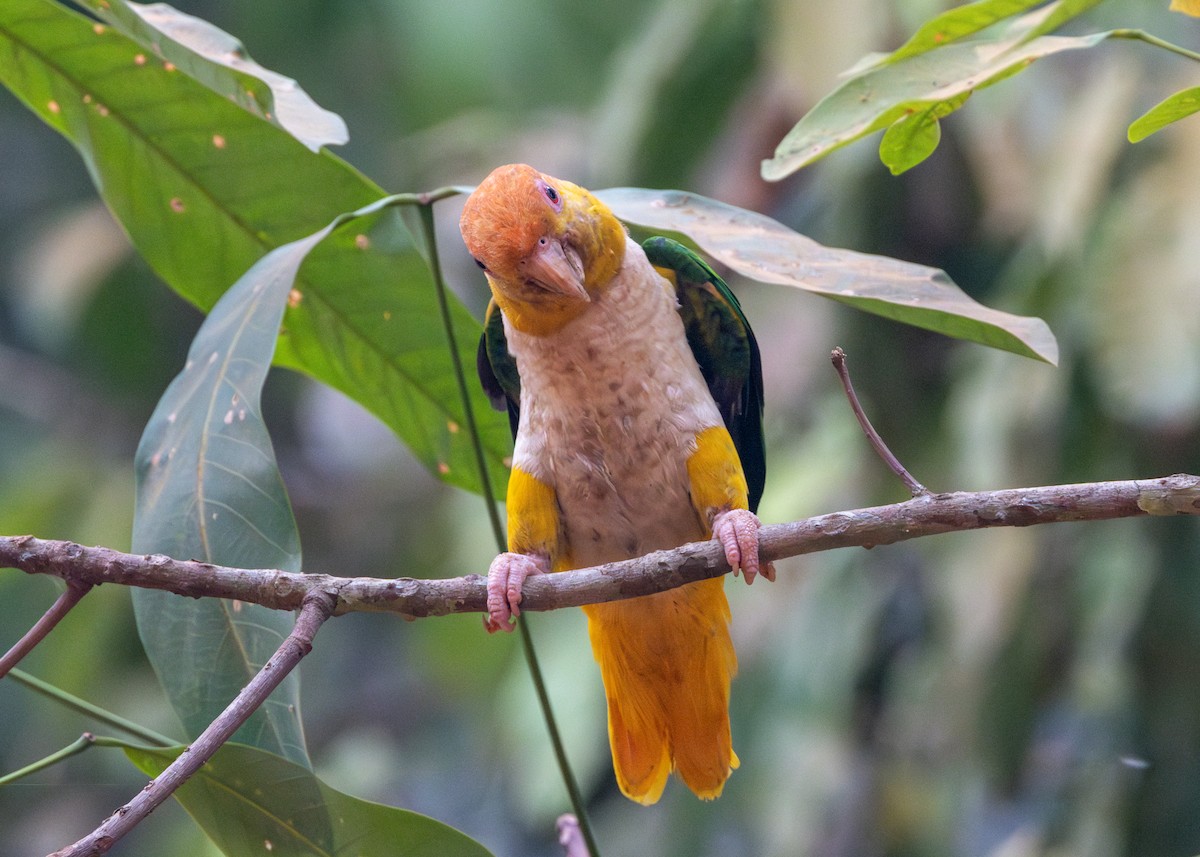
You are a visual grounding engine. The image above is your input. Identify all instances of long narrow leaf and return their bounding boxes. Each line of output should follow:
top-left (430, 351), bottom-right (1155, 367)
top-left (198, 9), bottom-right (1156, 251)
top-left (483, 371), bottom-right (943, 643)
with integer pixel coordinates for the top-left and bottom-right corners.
top-left (132, 218), bottom-right (351, 767)
top-left (1128, 86), bottom-right (1200, 142)
top-left (599, 188), bottom-right (1058, 364)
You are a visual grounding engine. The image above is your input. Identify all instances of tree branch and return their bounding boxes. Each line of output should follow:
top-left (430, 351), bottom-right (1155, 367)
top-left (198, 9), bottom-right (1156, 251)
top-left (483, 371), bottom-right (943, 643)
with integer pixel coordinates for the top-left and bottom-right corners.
top-left (49, 590), bottom-right (337, 857)
top-left (0, 580), bottom-right (90, 680)
top-left (2, 475), bottom-right (1196, 620)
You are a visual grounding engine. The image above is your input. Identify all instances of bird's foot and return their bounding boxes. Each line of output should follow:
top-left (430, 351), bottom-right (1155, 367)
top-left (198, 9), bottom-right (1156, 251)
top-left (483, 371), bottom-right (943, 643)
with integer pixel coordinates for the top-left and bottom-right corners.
top-left (484, 552), bottom-right (550, 633)
top-left (712, 508), bottom-right (775, 585)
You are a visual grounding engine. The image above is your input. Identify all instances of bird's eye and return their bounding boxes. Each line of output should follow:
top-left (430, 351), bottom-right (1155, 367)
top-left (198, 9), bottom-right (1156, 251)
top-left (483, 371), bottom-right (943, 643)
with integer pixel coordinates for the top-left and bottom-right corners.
top-left (473, 257), bottom-right (487, 271)
top-left (538, 180), bottom-right (563, 210)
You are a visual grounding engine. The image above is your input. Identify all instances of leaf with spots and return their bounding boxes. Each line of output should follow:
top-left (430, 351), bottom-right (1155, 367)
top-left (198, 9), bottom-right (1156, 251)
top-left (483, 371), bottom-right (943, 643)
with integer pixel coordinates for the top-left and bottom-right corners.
top-left (122, 742), bottom-right (494, 857)
top-left (0, 0), bottom-right (509, 497)
top-left (599, 188), bottom-right (1059, 364)
top-left (75, 0), bottom-right (348, 152)
top-left (132, 216), bottom-right (348, 768)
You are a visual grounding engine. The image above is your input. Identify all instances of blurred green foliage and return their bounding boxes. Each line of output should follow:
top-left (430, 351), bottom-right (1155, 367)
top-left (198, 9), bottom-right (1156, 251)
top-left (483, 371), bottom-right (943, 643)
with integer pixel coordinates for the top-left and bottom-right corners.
top-left (1, 1), bottom-right (1199, 856)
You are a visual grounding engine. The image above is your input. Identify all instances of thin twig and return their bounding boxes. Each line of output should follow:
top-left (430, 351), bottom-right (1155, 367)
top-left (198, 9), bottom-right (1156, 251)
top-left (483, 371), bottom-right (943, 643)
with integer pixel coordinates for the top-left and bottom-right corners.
top-left (49, 590), bottom-right (337, 857)
top-left (831, 347), bottom-right (928, 497)
top-left (0, 732), bottom-right (96, 786)
top-left (0, 580), bottom-right (91, 680)
top-left (3, 476), bottom-right (1197, 619)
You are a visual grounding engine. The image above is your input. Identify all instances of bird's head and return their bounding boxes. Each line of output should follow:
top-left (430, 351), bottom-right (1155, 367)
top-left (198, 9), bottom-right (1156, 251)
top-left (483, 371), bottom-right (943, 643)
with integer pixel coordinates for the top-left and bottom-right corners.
top-left (460, 164), bottom-right (626, 335)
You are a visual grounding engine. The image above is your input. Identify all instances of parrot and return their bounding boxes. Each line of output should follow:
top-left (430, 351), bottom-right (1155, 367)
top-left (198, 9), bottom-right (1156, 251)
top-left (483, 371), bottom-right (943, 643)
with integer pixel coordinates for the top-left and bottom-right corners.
top-left (460, 163), bottom-right (772, 805)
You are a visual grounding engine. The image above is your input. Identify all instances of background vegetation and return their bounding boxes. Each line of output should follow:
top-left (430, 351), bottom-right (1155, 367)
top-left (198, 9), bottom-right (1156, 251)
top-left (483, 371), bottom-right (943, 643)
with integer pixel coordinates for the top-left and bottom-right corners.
top-left (1, 1), bottom-right (1198, 855)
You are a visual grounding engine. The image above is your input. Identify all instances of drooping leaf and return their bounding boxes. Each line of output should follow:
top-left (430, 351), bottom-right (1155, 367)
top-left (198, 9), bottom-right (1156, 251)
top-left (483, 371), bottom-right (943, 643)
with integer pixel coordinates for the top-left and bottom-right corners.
top-left (762, 3), bottom-right (1115, 180)
top-left (598, 188), bottom-right (1058, 364)
top-left (131, 217), bottom-right (351, 768)
top-left (122, 742), bottom-right (495, 857)
top-left (0, 0), bottom-right (510, 496)
top-left (76, 0), bottom-right (348, 151)
top-left (1128, 87), bottom-right (1200, 142)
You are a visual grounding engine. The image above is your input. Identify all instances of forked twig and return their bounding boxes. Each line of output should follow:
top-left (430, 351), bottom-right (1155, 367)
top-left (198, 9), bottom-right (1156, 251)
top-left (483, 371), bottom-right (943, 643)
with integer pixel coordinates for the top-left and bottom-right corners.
top-left (50, 590), bottom-right (337, 857)
top-left (831, 347), bottom-right (929, 497)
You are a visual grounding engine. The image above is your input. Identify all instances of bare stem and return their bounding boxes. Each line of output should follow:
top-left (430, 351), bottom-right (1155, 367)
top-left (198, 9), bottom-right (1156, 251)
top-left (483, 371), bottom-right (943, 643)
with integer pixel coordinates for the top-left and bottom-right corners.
top-left (3, 476), bottom-right (1197, 619)
top-left (49, 590), bottom-right (337, 857)
top-left (0, 580), bottom-right (90, 680)
top-left (831, 347), bottom-right (928, 497)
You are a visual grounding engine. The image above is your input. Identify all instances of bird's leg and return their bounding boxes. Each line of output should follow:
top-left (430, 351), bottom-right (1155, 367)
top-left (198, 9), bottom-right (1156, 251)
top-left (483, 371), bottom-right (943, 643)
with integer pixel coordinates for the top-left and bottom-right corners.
top-left (484, 551), bottom-right (550, 633)
top-left (711, 508), bottom-right (775, 585)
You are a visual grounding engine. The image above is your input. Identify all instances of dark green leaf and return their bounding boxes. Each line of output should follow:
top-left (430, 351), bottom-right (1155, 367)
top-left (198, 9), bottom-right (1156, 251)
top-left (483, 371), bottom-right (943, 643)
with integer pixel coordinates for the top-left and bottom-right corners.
top-left (1128, 86), bottom-right (1200, 142)
top-left (123, 742), bottom-right (495, 857)
top-left (598, 188), bottom-right (1058, 364)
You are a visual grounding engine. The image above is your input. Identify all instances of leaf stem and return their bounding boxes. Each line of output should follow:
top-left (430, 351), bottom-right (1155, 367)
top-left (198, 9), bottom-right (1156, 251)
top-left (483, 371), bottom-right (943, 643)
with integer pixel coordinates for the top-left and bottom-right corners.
top-left (417, 201), bottom-right (600, 857)
top-left (7, 668), bottom-right (176, 748)
top-left (1110, 29), bottom-right (1200, 63)
top-left (0, 732), bottom-right (97, 786)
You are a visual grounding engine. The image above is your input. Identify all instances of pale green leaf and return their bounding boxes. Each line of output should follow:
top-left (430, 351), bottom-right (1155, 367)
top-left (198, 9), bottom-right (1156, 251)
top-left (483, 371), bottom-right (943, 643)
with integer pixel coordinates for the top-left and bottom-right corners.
top-left (1128, 86), bottom-right (1200, 142)
top-left (131, 218), bottom-right (348, 767)
top-left (762, 19), bottom-right (1112, 179)
top-left (598, 188), bottom-right (1058, 364)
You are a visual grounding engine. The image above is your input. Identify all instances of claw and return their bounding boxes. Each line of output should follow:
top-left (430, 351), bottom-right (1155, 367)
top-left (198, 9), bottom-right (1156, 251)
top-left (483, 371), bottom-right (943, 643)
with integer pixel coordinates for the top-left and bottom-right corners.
top-left (712, 508), bottom-right (774, 585)
top-left (484, 552), bottom-right (550, 633)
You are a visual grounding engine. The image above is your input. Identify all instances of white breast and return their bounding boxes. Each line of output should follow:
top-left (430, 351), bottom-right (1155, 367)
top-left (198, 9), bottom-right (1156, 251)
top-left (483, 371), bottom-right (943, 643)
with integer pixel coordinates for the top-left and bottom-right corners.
top-left (505, 238), bottom-right (723, 568)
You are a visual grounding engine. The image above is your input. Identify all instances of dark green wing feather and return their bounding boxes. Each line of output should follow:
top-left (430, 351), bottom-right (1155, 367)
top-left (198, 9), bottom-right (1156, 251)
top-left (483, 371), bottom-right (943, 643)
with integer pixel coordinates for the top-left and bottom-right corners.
top-left (643, 236), bottom-right (766, 513)
top-left (476, 298), bottom-right (521, 438)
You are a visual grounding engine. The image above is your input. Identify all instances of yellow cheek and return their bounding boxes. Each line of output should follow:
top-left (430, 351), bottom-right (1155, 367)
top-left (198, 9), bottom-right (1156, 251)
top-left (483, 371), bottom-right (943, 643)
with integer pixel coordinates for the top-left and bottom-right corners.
top-left (685, 425), bottom-right (749, 534)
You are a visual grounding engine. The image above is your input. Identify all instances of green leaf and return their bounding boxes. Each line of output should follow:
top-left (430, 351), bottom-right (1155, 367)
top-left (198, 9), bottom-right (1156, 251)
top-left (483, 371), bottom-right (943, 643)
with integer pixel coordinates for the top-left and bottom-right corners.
top-left (598, 188), bottom-right (1058, 364)
top-left (123, 742), bottom-right (495, 857)
top-left (131, 216), bottom-right (351, 768)
top-left (0, 0), bottom-right (509, 496)
top-left (77, 0), bottom-right (347, 151)
top-left (762, 8), bottom-right (1112, 179)
top-left (878, 92), bottom-right (971, 175)
top-left (871, 0), bottom-right (1046, 67)
top-left (1128, 86), bottom-right (1200, 142)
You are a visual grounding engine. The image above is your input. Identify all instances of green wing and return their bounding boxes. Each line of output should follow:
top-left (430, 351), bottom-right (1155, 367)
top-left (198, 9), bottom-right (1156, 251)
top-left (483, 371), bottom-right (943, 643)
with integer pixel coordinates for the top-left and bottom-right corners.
top-left (476, 237), bottom-right (766, 512)
top-left (476, 298), bottom-right (521, 438)
top-left (643, 236), bottom-right (766, 513)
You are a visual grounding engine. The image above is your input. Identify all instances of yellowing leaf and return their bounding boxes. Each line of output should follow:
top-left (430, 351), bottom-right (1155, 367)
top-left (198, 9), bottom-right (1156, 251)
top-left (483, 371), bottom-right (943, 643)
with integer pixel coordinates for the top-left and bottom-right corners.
top-left (1170, 0), bottom-right (1200, 17)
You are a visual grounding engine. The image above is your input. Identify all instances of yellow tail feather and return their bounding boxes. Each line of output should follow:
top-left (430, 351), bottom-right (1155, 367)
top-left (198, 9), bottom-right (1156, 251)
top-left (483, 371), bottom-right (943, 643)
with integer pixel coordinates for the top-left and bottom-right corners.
top-left (584, 577), bottom-right (738, 804)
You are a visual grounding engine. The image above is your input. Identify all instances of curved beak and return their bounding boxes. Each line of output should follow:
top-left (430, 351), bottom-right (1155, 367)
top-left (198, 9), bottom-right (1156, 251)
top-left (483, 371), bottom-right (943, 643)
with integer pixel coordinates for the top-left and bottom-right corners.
top-left (523, 239), bottom-right (590, 302)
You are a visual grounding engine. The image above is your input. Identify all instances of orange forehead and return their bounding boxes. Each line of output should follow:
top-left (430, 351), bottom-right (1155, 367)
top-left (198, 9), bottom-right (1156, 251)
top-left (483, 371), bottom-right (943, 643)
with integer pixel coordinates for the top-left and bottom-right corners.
top-left (460, 164), bottom-right (561, 276)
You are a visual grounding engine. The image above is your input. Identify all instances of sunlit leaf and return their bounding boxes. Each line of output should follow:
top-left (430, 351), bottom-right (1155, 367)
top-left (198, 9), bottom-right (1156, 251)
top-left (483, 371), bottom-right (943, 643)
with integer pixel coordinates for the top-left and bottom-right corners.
top-left (598, 188), bottom-right (1059, 364)
top-left (1128, 87), bottom-right (1200, 142)
top-left (123, 742), bottom-right (495, 857)
top-left (762, 7), bottom-right (1114, 179)
top-left (0, 0), bottom-right (509, 496)
top-left (868, 0), bottom-right (1044, 67)
top-left (131, 218), bottom-right (347, 768)
top-left (75, 0), bottom-right (347, 151)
